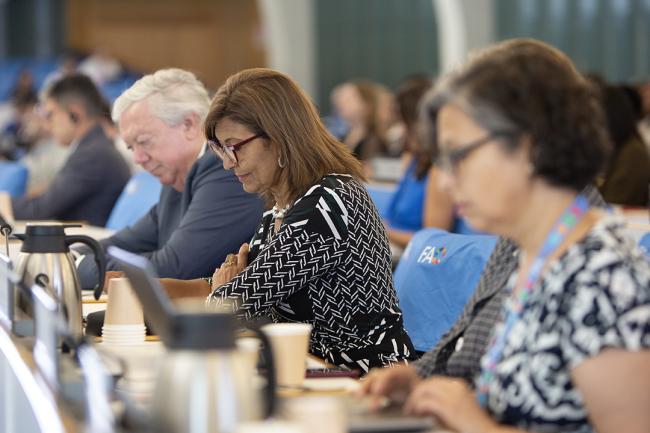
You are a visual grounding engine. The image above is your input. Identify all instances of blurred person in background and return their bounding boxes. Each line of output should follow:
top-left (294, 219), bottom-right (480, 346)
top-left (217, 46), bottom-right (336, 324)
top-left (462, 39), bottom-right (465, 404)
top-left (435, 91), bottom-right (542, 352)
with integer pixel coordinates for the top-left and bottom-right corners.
top-left (10, 70), bottom-right (37, 105)
top-left (159, 68), bottom-right (415, 371)
top-left (595, 82), bottom-right (650, 207)
top-left (0, 70), bottom-right (69, 193)
top-left (0, 71), bottom-right (38, 160)
top-left (42, 52), bottom-right (79, 91)
top-left (10, 74), bottom-right (130, 226)
top-left (12, 96), bottom-right (70, 195)
top-left (78, 47), bottom-right (123, 86)
top-left (384, 75), bottom-right (455, 249)
top-left (361, 39), bottom-right (649, 433)
top-left (332, 80), bottom-right (393, 163)
top-left (0, 92), bottom-right (38, 161)
top-left (77, 68), bottom-right (264, 289)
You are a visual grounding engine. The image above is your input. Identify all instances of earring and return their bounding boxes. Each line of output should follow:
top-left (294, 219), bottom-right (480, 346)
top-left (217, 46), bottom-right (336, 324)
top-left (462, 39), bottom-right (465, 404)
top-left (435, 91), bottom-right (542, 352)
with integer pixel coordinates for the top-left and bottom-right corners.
top-left (278, 157), bottom-right (286, 168)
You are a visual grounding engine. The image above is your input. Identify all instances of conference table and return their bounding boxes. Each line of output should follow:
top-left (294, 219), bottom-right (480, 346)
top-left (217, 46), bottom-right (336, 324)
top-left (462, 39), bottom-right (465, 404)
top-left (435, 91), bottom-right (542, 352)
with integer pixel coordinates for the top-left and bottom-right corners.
top-left (1, 316), bottom-right (447, 433)
top-left (2, 220), bottom-right (444, 432)
top-left (3, 209), bottom-right (647, 433)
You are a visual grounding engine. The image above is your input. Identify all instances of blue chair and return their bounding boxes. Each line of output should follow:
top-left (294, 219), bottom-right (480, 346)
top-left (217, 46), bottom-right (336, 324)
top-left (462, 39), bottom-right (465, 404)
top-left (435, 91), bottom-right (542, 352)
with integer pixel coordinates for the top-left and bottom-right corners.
top-left (0, 161), bottom-right (28, 197)
top-left (101, 73), bottom-right (141, 103)
top-left (106, 171), bottom-right (161, 230)
top-left (394, 228), bottom-right (497, 352)
top-left (366, 183), bottom-right (396, 219)
top-left (639, 233), bottom-right (650, 259)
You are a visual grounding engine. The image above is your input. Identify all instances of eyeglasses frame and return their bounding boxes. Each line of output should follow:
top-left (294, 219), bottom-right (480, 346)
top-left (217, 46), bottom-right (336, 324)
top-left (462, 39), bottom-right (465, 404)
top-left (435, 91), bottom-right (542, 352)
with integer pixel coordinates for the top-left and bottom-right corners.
top-left (435, 131), bottom-right (516, 175)
top-left (207, 133), bottom-right (265, 164)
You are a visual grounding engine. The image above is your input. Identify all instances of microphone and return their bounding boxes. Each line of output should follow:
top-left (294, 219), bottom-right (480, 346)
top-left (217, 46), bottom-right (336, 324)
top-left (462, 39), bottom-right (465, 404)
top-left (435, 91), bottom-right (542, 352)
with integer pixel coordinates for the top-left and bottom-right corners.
top-left (0, 212), bottom-right (12, 257)
top-left (0, 212), bottom-right (12, 236)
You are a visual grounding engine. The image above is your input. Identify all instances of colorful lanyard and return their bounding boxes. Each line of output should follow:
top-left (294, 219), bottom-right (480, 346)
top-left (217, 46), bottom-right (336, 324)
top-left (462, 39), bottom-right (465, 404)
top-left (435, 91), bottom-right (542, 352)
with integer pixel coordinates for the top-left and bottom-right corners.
top-left (476, 194), bottom-right (590, 407)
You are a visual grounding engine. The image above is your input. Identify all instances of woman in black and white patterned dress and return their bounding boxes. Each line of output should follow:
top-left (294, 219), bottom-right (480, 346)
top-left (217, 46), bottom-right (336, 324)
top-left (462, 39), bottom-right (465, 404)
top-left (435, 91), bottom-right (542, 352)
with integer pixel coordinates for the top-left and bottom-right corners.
top-left (361, 40), bottom-right (649, 433)
top-left (196, 68), bottom-right (414, 371)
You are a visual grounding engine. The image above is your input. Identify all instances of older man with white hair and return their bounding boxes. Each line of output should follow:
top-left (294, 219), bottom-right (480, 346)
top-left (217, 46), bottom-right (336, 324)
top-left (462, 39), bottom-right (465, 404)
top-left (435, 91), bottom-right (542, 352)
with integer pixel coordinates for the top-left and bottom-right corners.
top-left (78, 68), bottom-right (264, 288)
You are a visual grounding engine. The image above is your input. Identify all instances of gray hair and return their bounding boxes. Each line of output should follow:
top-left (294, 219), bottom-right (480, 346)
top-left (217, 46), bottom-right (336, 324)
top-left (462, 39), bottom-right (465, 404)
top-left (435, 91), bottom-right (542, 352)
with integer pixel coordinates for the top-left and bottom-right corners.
top-left (419, 38), bottom-right (610, 191)
top-left (112, 68), bottom-right (211, 126)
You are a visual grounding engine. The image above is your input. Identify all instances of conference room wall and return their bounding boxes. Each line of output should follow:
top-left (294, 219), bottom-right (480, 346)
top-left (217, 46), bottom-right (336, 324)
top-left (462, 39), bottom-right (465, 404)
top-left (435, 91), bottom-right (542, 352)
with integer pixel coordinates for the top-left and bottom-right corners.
top-left (65, 0), bottom-right (266, 92)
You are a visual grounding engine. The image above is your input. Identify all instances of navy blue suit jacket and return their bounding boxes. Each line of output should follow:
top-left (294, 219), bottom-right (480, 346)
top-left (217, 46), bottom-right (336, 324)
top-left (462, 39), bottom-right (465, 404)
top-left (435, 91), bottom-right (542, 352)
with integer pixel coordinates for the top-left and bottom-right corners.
top-left (12, 124), bottom-right (130, 226)
top-left (78, 150), bottom-right (265, 286)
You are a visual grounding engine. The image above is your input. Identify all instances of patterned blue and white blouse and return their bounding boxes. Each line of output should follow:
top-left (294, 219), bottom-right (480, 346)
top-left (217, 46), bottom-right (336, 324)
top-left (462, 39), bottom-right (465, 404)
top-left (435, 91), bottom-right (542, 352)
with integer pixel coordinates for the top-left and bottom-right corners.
top-left (481, 216), bottom-right (650, 433)
top-left (208, 174), bottom-right (415, 371)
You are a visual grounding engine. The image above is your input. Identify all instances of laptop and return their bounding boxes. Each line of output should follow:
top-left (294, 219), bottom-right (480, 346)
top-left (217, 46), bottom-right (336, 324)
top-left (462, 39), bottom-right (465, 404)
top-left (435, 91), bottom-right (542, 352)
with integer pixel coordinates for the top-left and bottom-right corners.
top-left (108, 246), bottom-right (437, 432)
top-left (348, 404), bottom-right (436, 433)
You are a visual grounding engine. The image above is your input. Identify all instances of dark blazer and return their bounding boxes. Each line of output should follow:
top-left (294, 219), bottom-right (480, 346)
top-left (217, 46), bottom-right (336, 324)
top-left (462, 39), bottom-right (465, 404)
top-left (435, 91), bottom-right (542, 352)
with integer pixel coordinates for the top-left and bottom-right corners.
top-left (12, 124), bottom-right (130, 226)
top-left (78, 150), bottom-right (265, 286)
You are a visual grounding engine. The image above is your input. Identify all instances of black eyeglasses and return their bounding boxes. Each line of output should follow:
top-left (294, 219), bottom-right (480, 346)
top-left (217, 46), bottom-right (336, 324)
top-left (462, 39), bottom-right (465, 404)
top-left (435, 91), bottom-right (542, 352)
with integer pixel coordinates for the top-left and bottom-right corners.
top-left (207, 133), bottom-right (265, 164)
top-left (435, 132), bottom-right (513, 175)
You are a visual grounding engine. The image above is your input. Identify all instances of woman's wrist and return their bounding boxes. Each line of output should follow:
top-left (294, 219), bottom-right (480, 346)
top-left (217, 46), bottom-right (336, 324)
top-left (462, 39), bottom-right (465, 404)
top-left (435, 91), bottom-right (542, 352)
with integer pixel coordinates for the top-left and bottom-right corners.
top-left (203, 277), bottom-right (213, 289)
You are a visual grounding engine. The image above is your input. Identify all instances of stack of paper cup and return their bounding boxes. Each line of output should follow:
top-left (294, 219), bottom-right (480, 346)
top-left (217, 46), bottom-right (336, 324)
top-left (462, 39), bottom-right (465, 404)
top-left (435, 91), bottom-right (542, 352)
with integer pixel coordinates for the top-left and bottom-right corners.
top-left (102, 278), bottom-right (146, 345)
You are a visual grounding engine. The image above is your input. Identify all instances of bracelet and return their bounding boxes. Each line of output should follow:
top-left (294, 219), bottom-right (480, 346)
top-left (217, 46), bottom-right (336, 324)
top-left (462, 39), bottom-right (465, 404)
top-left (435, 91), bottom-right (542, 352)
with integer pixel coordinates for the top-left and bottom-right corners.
top-left (203, 277), bottom-right (213, 287)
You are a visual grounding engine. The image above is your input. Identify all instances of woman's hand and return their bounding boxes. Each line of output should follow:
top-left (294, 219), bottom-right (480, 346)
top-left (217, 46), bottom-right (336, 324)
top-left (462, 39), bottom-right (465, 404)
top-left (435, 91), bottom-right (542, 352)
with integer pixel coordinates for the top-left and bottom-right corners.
top-left (211, 243), bottom-right (249, 290)
top-left (357, 365), bottom-right (422, 408)
top-left (403, 376), bottom-right (499, 433)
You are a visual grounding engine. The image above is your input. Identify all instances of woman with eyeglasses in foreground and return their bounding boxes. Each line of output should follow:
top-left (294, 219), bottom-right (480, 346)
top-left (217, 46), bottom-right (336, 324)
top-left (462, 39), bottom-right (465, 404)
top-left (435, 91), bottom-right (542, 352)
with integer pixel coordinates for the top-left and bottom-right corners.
top-left (360, 39), bottom-right (650, 433)
top-left (163, 68), bottom-right (414, 372)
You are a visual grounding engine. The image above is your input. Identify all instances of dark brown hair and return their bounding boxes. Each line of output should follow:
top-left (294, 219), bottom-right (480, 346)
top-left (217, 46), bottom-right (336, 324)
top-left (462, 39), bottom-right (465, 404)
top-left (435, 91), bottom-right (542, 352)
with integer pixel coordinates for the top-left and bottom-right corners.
top-left (205, 68), bottom-right (364, 203)
top-left (45, 73), bottom-right (108, 119)
top-left (395, 75), bottom-right (433, 179)
top-left (349, 80), bottom-right (390, 160)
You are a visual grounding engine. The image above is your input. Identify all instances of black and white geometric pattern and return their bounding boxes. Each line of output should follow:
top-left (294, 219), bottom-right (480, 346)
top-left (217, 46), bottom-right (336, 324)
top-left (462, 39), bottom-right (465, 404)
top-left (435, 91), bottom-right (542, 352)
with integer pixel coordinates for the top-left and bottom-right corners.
top-left (483, 216), bottom-right (650, 433)
top-left (208, 174), bottom-right (414, 371)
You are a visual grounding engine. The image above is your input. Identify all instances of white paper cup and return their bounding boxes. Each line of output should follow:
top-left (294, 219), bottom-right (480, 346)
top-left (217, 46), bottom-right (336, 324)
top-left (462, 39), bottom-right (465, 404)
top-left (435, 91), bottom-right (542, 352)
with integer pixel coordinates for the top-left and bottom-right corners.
top-left (236, 337), bottom-right (262, 372)
top-left (261, 323), bottom-right (312, 388)
top-left (282, 396), bottom-right (346, 433)
top-left (104, 278), bottom-right (144, 325)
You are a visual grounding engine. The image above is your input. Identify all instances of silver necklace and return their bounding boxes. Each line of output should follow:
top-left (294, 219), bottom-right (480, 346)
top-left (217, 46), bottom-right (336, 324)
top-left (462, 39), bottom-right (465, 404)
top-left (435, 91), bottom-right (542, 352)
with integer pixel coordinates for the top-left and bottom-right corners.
top-left (272, 203), bottom-right (291, 219)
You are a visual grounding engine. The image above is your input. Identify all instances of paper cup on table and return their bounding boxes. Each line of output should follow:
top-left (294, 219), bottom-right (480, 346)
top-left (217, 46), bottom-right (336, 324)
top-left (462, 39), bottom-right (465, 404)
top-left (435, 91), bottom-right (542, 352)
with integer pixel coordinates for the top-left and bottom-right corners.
top-left (102, 278), bottom-right (145, 345)
top-left (261, 323), bottom-right (312, 388)
top-left (282, 396), bottom-right (346, 433)
top-left (236, 337), bottom-right (262, 372)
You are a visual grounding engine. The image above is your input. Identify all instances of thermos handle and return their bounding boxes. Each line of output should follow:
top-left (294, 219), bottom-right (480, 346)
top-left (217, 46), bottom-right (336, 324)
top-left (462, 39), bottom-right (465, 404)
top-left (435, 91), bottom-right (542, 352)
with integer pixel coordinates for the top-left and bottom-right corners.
top-left (250, 327), bottom-right (277, 418)
top-left (65, 235), bottom-right (106, 301)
